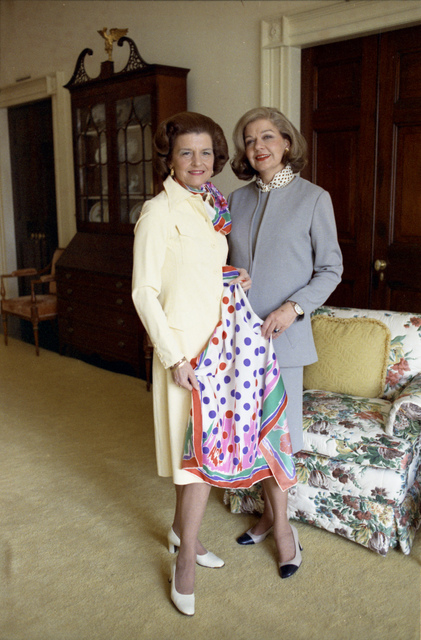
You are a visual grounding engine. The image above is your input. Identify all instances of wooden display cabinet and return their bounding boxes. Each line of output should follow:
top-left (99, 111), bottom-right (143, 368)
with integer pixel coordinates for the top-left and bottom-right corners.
top-left (57, 38), bottom-right (189, 380)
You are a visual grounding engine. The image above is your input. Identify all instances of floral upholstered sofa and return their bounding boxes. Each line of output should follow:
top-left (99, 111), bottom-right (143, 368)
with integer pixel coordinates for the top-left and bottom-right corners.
top-left (225, 306), bottom-right (421, 555)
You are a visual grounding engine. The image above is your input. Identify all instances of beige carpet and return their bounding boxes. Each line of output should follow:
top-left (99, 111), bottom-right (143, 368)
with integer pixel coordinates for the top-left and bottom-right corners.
top-left (0, 337), bottom-right (420, 640)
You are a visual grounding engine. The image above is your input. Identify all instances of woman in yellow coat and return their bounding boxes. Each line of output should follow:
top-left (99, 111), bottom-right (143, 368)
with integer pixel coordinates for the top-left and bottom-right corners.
top-left (132, 112), bottom-right (250, 615)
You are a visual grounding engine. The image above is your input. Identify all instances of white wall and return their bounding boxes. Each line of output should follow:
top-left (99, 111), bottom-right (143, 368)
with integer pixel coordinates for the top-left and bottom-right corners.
top-left (0, 0), bottom-right (339, 277)
top-left (0, 0), bottom-right (336, 196)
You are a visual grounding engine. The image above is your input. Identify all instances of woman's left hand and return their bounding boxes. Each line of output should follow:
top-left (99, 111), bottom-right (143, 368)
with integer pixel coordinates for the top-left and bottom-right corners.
top-left (231, 267), bottom-right (252, 291)
top-left (172, 361), bottom-right (200, 391)
top-left (261, 302), bottom-right (297, 340)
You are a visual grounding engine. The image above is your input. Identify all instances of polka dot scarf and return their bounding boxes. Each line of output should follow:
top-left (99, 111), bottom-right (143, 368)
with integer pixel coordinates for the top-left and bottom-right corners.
top-left (256, 164), bottom-right (295, 192)
top-left (182, 267), bottom-right (297, 490)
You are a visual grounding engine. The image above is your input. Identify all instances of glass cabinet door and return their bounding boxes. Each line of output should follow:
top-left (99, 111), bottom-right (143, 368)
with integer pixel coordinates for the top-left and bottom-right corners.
top-left (75, 103), bottom-right (109, 223)
top-left (116, 95), bottom-right (153, 225)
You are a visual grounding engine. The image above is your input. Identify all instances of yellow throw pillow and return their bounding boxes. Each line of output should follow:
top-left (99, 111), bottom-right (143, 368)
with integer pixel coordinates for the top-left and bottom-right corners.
top-left (303, 316), bottom-right (391, 398)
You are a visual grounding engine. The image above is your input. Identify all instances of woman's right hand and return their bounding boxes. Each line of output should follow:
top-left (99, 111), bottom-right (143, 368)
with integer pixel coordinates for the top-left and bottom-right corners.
top-left (231, 267), bottom-right (252, 291)
top-left (172, 361), bottom-right (200, 391)
top-left (261, 302), bottom-right (297, 340)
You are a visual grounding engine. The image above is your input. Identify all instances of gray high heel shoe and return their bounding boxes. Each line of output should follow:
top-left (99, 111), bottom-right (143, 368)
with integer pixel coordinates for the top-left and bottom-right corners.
top-left (167, 527), bottom-right (225, 568)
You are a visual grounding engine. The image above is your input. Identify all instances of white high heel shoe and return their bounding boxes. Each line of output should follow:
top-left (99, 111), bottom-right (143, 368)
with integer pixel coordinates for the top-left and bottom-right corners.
top-left (169, 561), bottom-right (195, 616)
top-left (167, 527), bottom-right (225, 568)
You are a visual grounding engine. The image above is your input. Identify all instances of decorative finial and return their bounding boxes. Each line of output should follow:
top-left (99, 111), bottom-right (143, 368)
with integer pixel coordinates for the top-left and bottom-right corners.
top-left (97, 27), bottom-right (129, 61)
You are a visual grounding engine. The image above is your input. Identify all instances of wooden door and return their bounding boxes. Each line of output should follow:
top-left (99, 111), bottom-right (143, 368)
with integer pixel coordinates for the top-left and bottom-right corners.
top-left (301, 25), bottom-right (421, 313)
top-left (373, 26), bottom-right (421, 311)
top-left (8, 99), bottom-right (58, 295)
top-left (301, 36), bottom-right (378, 309)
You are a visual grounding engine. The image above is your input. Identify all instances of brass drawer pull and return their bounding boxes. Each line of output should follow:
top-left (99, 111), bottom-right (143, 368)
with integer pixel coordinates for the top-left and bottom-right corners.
top-left (67, 306), bottom-right (73, 313)
top-left (67, 327), bottom-right (74, 334)
top-left (65, 273), bottom-right (72, 280)
top-left (118, 341), bottom-right (125, 348)
top-left (117, 318), bottom-right (125, 326)
top-left (115, 281), bottom-right (123, 289)
top-left (67, 288), bottom-right (73, 295)
top-left (116, 298), bottom-right (123, 305)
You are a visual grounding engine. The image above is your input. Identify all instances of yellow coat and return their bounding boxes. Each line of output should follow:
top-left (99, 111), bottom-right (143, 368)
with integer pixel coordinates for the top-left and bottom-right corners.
top-left (132, 176), bottom-right (228, 483)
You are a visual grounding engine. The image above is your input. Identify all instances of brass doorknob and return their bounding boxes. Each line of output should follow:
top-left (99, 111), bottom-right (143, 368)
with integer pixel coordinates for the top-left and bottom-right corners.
top-left (374, 259), bottom-right (387, 271)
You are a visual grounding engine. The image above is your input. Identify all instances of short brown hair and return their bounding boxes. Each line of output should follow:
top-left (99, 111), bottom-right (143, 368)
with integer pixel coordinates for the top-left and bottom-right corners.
top-left (153, 112), bottom-right (229, 179)
top-left (231, 107), bottom-right (308, 180)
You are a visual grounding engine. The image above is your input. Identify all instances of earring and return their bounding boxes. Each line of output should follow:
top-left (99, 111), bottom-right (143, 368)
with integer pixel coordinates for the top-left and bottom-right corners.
top-left (170, 167), bottom-right (174, 177)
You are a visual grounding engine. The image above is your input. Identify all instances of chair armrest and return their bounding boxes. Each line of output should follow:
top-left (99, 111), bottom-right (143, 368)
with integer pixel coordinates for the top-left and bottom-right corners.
top-left (8, 268), bottom-right (38, 277)
top-left (386, 372), bottom-right (421, 439)
top-left (1, 268), bottom-right (39, 299)
top-left (29, 276), bottom-right (54, 303)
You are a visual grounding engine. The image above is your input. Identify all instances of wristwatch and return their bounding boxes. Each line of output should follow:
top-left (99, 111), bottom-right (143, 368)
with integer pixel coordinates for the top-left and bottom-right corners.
top-left (288, 300), bottom-right (304, 317)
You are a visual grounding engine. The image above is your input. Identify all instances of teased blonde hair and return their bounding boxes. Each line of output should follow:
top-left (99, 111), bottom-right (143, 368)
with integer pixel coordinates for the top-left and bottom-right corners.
top-left (231, 107), bottom-right (307, 180)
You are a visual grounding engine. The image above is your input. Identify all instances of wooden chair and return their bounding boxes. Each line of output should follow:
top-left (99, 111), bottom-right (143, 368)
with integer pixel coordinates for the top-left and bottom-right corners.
top-left (1, 248), bottom-right (64, 355)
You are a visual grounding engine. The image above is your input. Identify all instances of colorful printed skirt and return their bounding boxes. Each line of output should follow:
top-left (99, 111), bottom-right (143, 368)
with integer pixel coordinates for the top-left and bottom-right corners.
top-left (182, 267), bottom-right (297, 491)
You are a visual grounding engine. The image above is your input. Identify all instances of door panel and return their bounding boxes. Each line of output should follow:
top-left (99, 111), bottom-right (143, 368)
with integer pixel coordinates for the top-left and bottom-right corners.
top-left (396, 127), bottom-right (421, 240)
top-left (315, 130), bottom-right (358, 241)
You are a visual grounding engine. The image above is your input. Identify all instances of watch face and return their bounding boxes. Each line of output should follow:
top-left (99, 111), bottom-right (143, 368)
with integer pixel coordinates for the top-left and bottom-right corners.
top-left (294, 303), bottom-right (304, 315)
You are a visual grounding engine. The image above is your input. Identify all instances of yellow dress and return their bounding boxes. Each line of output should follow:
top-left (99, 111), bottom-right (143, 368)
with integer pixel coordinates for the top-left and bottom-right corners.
top-left (132, 176), bottom-right (228, 484)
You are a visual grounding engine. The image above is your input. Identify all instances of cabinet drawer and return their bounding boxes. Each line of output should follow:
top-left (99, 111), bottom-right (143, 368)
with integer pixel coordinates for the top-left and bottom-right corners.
top-left (58, 297), bottom-right (138, 333)
top-left (58, 285), bottom-right (135, 313)
top-left (57, 269), bottom-right (132, 295)
top-left (59, 317), bottom-right (140, 362)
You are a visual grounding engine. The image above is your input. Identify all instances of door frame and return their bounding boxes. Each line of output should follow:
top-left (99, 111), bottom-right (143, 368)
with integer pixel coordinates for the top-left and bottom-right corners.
top-left (0, 72), bottom-right (76, 292)
top-left (261, 0), bottom-right (421, 128)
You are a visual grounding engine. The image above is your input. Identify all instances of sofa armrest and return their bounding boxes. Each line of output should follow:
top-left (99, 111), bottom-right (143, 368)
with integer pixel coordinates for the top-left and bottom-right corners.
top-left (386, 372), bottom-right (421, 438)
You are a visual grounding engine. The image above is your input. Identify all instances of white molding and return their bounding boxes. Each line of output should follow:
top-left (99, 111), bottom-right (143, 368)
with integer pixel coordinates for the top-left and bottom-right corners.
top-left (0, 109), bottom-right (14, 283)
top-left (50, 72), bottom-right (77, 248)
top-left (0, 75), bottom-right (56, 108)
top-left (261, 40), bottom-right (301, 129)
top-left (261, 0), bottom-right (421, 121)
top-left (0, 72), bottom-right (76, 279)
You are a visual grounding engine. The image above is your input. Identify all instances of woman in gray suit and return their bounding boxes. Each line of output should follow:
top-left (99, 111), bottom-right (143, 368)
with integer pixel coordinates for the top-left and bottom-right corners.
top-left (228, 107), bottom-right (343, 577)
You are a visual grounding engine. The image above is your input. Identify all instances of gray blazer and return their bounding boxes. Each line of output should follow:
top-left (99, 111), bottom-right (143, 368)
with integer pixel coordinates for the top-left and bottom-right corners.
top-left (228, 177), bottom-right (343, 367)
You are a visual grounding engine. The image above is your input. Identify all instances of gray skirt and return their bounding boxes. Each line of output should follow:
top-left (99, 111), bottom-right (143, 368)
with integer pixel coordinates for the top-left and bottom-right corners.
top-left (279, 366), bottom-right (304, 454)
